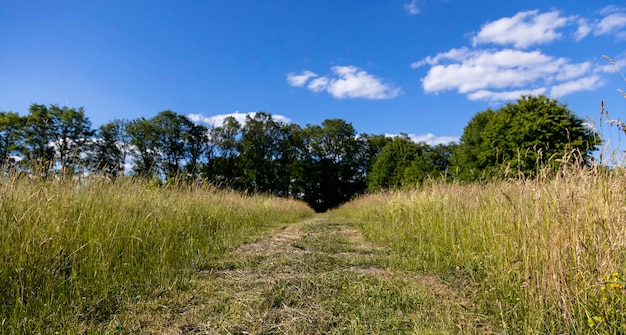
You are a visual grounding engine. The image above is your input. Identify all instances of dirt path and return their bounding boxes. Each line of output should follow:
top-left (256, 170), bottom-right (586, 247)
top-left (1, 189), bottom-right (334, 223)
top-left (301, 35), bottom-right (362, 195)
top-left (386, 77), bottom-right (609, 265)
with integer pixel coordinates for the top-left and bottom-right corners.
top-left (117, 215), bottom-right (489, 334)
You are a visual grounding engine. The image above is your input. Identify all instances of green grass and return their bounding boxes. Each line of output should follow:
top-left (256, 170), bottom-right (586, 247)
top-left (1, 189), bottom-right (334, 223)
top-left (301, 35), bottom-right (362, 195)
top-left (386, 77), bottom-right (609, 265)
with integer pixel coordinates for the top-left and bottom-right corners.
top-left (0, 175), bottom-right (314, 334)
top-left (333, 166), bottom-right (626, 334)
top-left (108, 216), bottom-right (485, 334)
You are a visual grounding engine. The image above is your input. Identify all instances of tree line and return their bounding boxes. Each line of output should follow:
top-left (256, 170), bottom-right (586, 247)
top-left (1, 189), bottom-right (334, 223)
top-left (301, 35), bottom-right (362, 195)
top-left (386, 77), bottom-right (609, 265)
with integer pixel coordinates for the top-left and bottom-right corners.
top-left (0, 95), bottom-right (599, 211)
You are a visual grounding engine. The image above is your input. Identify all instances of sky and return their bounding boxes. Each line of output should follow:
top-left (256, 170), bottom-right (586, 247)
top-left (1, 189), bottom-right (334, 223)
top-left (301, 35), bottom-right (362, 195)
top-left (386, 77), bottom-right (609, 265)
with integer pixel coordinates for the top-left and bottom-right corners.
top-left (1, 0), bottom-right (625, 145)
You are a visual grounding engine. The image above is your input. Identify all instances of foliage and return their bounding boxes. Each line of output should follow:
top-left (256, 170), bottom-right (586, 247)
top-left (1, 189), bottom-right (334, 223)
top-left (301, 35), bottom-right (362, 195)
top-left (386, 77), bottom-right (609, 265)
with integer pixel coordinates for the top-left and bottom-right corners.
top-left (297, 119), bottom-right (367, 212)
top-left (452, 95), bottom-right (599, 181)
top-left (93, 119), bottom-right (131, 177)
top-left (0, 111), bottom-right (23, 168)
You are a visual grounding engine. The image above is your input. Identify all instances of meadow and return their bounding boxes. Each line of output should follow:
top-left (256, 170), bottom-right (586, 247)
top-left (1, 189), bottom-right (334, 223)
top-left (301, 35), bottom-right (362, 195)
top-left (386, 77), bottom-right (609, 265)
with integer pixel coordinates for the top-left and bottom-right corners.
top-left (0, 175), bottom-right (314, 334)
top-left (334, 164), bottom-right (626, 334)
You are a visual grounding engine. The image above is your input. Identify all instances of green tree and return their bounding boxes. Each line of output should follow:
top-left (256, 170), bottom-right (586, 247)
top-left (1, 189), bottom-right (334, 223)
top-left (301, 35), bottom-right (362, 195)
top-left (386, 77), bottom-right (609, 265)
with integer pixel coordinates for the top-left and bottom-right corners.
top-left (240, 112), bottom-right (290, 194)
top-left (298, 119), bottom-right (365, 212)
top-left (94, 119), bottom-right (131, 177)
top-left (184, 122), bottom-right (209, 180)
top-left (452, 95), bottom-right (599, 180)
top-left (151, 110), bottom-right (194, 180)
top-left (22, 104), bottom-right (57, 176)
top-left (424, 142), bottom-right (457, 177)
top-left (206, 116), bottom-right (243, 186)
top-left (367, 137), bottom-right (432, 190)
top-left (126, 117), bottom-right (160, 178)
top-left (0, 111), bottom-right (23, 169)
top-left (357, 133), bottom-right (394, 180)
top-left (49, 105), bottom-right (94, 175)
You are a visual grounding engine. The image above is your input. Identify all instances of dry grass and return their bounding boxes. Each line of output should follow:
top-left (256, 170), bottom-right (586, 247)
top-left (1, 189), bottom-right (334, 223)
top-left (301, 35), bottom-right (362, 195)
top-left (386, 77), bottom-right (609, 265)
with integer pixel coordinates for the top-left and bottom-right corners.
top-left (334, 165), bottom-right (626, 334)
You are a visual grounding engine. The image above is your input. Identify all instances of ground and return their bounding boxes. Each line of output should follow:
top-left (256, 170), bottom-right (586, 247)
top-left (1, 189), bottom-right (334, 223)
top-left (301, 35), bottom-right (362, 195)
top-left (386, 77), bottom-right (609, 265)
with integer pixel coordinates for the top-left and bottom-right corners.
top-left (107, 215), bottom-right (493, 334)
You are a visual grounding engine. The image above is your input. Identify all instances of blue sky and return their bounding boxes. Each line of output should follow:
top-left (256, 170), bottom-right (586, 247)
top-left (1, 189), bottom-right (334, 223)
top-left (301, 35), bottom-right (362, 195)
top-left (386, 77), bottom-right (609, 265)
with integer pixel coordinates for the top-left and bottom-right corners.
top-left (1, 0), bottom-right (625, 145)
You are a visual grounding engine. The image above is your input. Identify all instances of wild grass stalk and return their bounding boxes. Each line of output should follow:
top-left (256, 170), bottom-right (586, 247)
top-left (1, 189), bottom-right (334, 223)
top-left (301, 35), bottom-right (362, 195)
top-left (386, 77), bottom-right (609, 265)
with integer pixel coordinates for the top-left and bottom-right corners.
top-left (334, 165), bottom-right (626, 333)
top-left (0, 175), bottom-right (314, 334)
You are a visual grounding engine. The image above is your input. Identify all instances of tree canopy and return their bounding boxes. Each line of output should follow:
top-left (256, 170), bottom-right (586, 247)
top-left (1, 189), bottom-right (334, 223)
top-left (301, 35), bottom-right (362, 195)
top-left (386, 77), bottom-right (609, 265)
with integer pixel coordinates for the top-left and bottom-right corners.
top-left (0, 95), bottom-right (602, 210)
top-left (452, 95), bottom-right (599, 180)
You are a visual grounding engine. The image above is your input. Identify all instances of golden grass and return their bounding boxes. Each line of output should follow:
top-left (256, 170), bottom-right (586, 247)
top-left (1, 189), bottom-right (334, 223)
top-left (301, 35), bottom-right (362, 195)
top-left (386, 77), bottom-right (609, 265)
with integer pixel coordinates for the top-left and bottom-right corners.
top-left (334, 165), bottom-right (626, 333)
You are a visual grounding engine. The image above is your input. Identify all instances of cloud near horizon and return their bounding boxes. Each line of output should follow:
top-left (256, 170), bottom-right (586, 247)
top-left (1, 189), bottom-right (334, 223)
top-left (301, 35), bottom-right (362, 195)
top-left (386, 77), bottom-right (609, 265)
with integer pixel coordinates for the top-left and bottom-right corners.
top-left (413, 7), bottom-right (625, 103)
top-left (188, 112), bottom-right (291, 127)
top-left (287, 66), bottom-right (401, 100)
top-left (385, 133), bottom-right (459, 145)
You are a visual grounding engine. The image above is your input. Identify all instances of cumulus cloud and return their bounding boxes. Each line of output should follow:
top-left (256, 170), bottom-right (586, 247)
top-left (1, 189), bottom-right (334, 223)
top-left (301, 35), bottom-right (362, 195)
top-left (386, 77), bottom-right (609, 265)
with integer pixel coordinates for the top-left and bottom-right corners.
top-left (386, 133), bottom-right (459, 145)
top-left (471, 10), bottom-right (575, 48)
top-left (287, 66), bottom-right (400, 100)
top-left (188, 112), bottom-right (291, 127)
top-left (411, 7), bottom-right (625, 103)
top-left (417, 48), bottom-right (598, 99)
top-left (417, 48), bottom-right (602, 101)
top-left (404, 0), bottom-right (420, 15)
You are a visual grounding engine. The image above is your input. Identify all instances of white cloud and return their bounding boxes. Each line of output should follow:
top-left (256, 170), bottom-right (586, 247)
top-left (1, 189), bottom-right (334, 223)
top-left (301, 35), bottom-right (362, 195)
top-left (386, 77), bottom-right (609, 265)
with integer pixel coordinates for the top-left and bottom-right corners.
top-left (308, 77), bottom-right (330, 92)
top-left (287, 71), bottom-right (318, 87)
top-left (188, 112), bottom-right (291, 127)
top-left (412, 7), bottom-right (625, 103)
top-left (472, 10), bottom-right (575, 48)
top-left (595, 12), bottom-right (626, 36)
top-left (467, 88), bottom-right (547, 101)
top-left (287, 65), bottom-right (400, 100)
top-left (386, 133), bottom-right (459, 145)
top-left (411, 47), bottom-right (470, 68)
top-left (574, 18), bottom-right (591, 41)
top-left (416, 47), bottom-right (601, 102)
top-left (549, 75), bottom-right (603, 98)
top-left (404, 0), bottom-right (420, 15)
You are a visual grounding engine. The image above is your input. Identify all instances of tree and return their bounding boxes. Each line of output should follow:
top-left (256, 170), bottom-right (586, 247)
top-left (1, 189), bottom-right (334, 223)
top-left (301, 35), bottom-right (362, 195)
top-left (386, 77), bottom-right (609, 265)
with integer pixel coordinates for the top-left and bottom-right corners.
top-left (126, 117), bottom-right (160, 178)
top-left (22, 104), bottom-right (57, 176)
top-left (239, 112), bottom-right (293, 194)
top-left (151, 110), bottom-right (194, 180)
top-left (452, 95), bottom-right (600, 180)
top-left (184, 123), bottom-right (209, 180)
top-left (93, 119), bottom-right (131, 177)
top-left (0, 111), bottom-right (23, 169)
top-left (206, 116), bottom-right (243, 186)
top-left (49, 105), bottom-right (94, 175)
top-left (367, 137), bottom-right (432, 190)
top-left (298, 119), bottom-right (366, 212)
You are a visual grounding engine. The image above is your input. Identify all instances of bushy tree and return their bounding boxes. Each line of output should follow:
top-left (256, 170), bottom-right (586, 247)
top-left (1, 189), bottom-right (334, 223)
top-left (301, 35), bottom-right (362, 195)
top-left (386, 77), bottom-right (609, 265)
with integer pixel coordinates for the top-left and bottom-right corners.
top-left (298, 119), bottom-right (365, 212)
top-left (367, 137), bottom-right (438, 190)
top-left (452, 95), bottom-right (600, 180)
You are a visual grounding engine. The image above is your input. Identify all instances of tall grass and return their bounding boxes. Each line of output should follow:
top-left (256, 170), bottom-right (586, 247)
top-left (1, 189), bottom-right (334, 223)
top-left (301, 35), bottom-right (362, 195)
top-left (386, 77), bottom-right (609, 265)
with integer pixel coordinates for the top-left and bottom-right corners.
top-left (334, 166), bottom-right (626, 333)
top-left (0, 175), bottom-right (314, 334)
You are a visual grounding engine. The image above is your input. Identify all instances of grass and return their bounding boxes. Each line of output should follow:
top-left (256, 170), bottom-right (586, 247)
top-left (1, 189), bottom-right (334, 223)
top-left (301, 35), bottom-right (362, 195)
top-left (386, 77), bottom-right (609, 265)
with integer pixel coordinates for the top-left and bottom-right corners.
top-left (0, 175), bottom-right (314, 334)
top-left (108, 216), bottom-right (485, 334)
top-left (333, 165), bottom-right (626, 334)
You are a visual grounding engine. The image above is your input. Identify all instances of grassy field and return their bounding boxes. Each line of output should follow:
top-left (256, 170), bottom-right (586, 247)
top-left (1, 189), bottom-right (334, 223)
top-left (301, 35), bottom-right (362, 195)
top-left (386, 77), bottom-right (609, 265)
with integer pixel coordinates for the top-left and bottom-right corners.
top-left (105, 215), bottom-right (488, 334)
top-left (0, 175), bottom-right (314, 334)
top-left (3, 165), bottom-right (626, 334)
top-left (333, 166), bottom-right (626, 334)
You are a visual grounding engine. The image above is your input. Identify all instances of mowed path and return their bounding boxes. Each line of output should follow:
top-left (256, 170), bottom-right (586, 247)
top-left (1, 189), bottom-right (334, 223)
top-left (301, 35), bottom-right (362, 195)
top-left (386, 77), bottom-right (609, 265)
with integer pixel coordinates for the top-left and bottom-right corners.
top-left (118, 215), bottom-right (490, 334)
